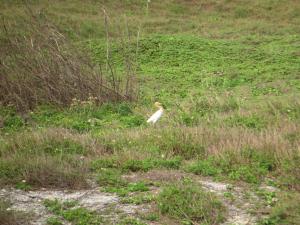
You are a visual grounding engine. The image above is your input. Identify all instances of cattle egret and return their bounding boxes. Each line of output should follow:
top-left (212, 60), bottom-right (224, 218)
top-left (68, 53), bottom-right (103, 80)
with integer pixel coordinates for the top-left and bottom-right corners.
top-left (147, 102), bottom-right (164, 124)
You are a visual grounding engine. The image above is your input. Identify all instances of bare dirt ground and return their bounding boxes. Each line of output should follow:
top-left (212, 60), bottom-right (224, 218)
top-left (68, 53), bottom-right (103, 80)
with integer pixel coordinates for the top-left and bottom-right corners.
top-left (0, 171), bottom-right (277, 224)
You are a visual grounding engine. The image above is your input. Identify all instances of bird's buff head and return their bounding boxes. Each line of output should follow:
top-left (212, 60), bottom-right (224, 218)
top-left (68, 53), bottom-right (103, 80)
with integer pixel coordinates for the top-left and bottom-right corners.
top-left (154, 102), bottom-right (163, 109)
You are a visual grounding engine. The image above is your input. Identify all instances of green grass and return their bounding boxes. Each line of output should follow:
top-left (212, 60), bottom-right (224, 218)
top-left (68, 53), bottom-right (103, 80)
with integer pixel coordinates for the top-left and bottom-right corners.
top-left (186, 148), bottom-right (278, 184)
top-left (92, 156), bottom-right (182, 172)
top-left (0, 103), bottom-right (145, 134)
top-left (90, 34), bottom-right (300, 104)
top-left (141, 212), bottom-right (159, 222)
top-left (259, 192), bottom-right (300, 225)
top-left (44, 199), bottom-right (103, 225)
top-left (103, 181), bottom-right (150, 197)
top-left (15, 181), bottom-right (32, 191)
top-left (117, 217), bottom-right (147, 225)
top-left (157, 179), bottom-right (225, 224)
top-left (46, 216), bottom-right (63, 225)
top-left (96, 168), bottom-right (127, 187)
top-left (121, 193), bottom-right (156, 205)
top-left (95, 168), bottom-right (150, 196)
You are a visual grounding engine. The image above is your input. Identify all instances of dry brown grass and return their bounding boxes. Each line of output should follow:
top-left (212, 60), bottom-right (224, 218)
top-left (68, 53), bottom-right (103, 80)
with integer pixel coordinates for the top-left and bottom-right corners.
top-left (0, 128), bottom-right (108, 189)
top-left (1, 121), bottom-right (299, 189)
top-left (0, 200), bottom-right (31, 225)
top-left (101, 121), bottom-right (300, 163)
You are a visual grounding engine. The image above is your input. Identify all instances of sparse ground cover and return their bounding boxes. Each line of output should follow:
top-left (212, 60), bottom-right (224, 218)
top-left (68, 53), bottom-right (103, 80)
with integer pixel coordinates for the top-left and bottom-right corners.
top-left (0, 0), bottom-right (300, 224)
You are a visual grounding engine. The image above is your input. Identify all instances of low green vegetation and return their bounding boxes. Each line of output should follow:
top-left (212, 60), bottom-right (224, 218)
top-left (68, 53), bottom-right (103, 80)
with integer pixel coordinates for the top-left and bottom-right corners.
top-left (103, 181), bottom-right (149, 197)
top-left (259, 192), bottom-right (300, 225)
top-left (0, 103), bottom-right (145, 133)
top-left (141, 212), bottom-right (160, 222)
top-left (158, 179), bottom-right (225, 224)
top-left (90, 34), bottom-right (300, 105)
top-left (186, 148), bottom-right (279, 184)
top-left (46, 217), bottom-right (63, 225)
top-left (117, 217), bottom-right (147, 225)
top-left (95, 167), bottom-right (150, 196)
top-left (120, 193), bottom-right (156, 205)
top-left (44, 199), bottom-right (103, 225)
top-left (92, 156), bottom-right (182, 172)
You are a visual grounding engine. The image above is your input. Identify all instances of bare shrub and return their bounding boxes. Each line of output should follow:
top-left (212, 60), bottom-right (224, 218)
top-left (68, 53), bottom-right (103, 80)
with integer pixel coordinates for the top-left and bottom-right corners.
top-left (100, 8), bottom-right (140, 100)
top-left (0, 10), bottom-right (136, 112)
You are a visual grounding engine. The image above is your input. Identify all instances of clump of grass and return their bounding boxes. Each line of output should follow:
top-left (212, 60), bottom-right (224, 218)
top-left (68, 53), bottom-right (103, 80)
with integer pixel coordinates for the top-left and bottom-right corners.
top-left (127, 182), bottom-right (149, 192)
top-left (122, 157), bottom-right (182, 172)
top-left (157, 179), bottom-right (225, 224)
top-left (91, 156), bottom-right (182, 173)
top-left (277, 156), bottom-right (300, 191)
top-left (0, 155), bottom-right (89, 188)
top-left (44, 199), bottom-right (103, 225)
top-left (186, 158), bottom-right (222, 176)
top-left (225, 114), bottom-right (267, 130)
top-left (260, 192), bottom-right (300, 225)
top-left (121, 193), bottom-right (156, 205)
top-left (26, 103), bottom-right (145, 132)
top-left (96, 168), bottom-right (150, 196)
top-left (104, 127), bottom-right (207, 160)
top-left (96, 168), bottom-right (127, 187)
top-left (117, 217), bottom-right (146, 225)
top-left (141, 212), bottom-right (159, 222)
top-left (0, 129), bottom-right (91, 188)
top-left (46, 216), bottom-right (63, 225)
top-left (103, 181), bottom-right (149, 197)
top-left (0, 107), bottom-right (25, 132)
top-left (0, 199), bottom-right (31, 225)
top-left (15, 181), bottom-right (32, 191)
top-left (186, 148), bottom-right (276, 184)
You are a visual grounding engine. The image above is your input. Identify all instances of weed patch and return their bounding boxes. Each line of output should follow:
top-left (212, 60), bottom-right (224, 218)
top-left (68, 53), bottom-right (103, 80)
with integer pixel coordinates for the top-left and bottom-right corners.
top-left (0, 199), bottom-right (31, 225)
top-left (92, 156), bottom-right (182, 173)
top-left (96, 168), bottom-right (127, 187)
top-left (122, 157), bottom-right (182, 172)
top-left (117, 217), bottom-right (146, 225)
top-left (96, 168), bottom-right (150, 196)
top-left (0, 129), bottom-right (97, 188)
top-left (157, 179), bottom-right (225, 224)
top-left (44, 199), bottom-right (103, 225)
top-left (187, 148), bottom-right (276, 184)
top-left (121, 193), bottom-right (156, 205)
top-left (225, 115), bottom-right (267, 130)
top-left (186, 158), bottom-right (221, 176)
top-left (103, 181), bottom-right (149, 197)
top-left (259, 192), bottom-right (300, 225)
top-left (46, 216), bottom-right (63, 225)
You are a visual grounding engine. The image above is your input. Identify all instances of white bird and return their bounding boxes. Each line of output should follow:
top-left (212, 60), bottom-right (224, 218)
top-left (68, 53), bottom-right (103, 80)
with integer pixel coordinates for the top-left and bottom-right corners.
top-left (147, 102), bottom-right (164, 124)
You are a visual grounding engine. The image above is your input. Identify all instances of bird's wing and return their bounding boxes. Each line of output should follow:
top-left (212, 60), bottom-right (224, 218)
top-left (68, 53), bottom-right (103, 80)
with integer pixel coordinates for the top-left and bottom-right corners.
top-left (147, 109), bottom-right (163, 123)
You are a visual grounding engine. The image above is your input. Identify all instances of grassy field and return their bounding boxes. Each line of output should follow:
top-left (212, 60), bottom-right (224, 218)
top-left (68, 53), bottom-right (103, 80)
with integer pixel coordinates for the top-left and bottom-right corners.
top-left (0, 0), bottom-right (300, 224)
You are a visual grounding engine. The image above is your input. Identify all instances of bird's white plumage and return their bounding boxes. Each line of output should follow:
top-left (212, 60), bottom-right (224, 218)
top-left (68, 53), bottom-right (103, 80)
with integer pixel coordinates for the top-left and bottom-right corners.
top-left (147, 108), bottom-right (163, 124)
